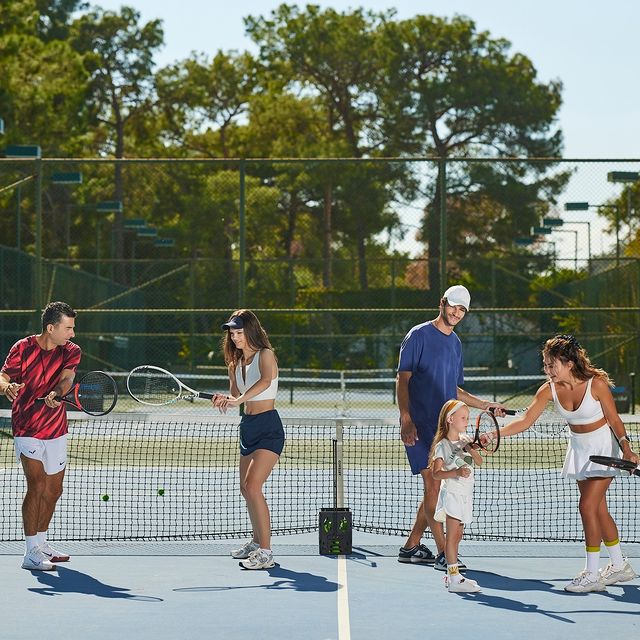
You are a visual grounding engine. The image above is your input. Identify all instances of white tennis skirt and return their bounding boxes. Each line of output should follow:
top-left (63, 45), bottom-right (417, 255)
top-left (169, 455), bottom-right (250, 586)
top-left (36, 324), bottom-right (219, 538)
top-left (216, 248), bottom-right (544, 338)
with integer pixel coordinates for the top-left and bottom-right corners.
top-left (434, 484), bottom-right (474, 524)
top-left (562, 424), bottom-right (621, 480)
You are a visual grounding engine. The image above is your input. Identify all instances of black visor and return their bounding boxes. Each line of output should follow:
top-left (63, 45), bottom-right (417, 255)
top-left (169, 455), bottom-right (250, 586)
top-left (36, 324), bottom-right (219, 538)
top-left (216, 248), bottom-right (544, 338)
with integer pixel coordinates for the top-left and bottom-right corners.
top-left (222, 316), bottom-right (244, 330)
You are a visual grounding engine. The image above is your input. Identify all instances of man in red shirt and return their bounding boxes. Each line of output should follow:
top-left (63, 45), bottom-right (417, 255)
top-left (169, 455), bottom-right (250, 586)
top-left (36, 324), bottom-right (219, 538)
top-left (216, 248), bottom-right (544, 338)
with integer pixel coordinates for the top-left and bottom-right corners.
top-left (1, 301), bottom-right (81, 571)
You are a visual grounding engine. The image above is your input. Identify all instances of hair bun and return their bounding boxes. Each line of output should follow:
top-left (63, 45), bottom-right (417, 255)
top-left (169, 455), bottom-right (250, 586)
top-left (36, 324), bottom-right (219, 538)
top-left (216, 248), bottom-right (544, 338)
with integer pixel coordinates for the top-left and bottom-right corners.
top-left (557, 334), bottom-right (581, 349)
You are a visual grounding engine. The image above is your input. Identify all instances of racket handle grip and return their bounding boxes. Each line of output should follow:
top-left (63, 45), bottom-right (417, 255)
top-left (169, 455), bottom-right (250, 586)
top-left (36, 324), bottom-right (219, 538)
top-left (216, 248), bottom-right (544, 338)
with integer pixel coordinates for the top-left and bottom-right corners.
top-left (35, 395), bottom-right (63, 402)
top-left (503, 409), bottom-right (517, 416)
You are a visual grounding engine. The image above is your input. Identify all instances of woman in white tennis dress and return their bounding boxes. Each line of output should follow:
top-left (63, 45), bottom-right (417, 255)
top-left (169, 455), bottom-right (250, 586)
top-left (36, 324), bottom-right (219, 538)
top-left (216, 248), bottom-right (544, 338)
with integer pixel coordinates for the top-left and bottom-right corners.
top-left (498, 334), bottom-right (639, 593)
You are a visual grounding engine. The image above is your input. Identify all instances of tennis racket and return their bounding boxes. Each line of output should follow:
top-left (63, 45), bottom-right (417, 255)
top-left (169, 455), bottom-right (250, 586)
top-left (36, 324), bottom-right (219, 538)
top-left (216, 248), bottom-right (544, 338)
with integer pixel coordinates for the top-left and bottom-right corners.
top-left (472, 409), bottom-right (518, 453)
top-left (37, 370), bottom-right (118, 416)
top-left (589, 455), bottom-right (640, 477)
top-left (127, 365), bottom-right (214, 406)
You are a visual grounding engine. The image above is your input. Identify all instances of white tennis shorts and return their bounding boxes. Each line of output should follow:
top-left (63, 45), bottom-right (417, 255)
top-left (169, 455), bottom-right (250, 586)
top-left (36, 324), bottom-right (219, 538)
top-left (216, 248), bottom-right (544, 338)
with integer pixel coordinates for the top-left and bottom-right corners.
top-left (14, 435), bottom-right (68, 475)
top-left (562, 424), bottom-right (620, 480)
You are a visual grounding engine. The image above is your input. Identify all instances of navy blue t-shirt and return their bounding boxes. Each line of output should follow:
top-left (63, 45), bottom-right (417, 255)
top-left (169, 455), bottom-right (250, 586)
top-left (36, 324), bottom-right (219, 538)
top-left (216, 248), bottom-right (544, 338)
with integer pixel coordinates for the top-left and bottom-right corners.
top-left (397, 321), bottom-right (464, 432)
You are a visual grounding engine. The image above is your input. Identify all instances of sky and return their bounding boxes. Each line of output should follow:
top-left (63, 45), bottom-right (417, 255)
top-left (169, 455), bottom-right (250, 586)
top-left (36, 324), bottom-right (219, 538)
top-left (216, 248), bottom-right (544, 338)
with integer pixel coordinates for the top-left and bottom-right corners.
top-left (92, 0), bottom-right (640, 259)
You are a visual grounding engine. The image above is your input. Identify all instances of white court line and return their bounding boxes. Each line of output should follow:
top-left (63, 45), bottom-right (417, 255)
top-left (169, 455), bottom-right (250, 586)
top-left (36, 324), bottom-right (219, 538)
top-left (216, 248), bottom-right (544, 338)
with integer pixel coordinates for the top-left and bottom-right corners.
top-left (337, 555), bottom-right (351, 640)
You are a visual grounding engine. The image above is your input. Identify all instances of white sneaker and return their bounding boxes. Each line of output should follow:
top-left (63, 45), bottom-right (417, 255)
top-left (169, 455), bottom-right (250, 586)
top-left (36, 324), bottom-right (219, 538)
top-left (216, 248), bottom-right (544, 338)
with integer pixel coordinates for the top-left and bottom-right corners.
top-left (239, 549), bottom-right (275, 570)
top-left (564, 570), bottom-right (606, 593)
top-left (599, 560), bottom-right (637, 585)
top-left (448, 578), bottom-right (481, 593)
top-left (22, 546), bottom-right (57, 572)
top-left (40, 542), bottom-right (70, 562)
top-left (230, 540), bottom-right (260, 559)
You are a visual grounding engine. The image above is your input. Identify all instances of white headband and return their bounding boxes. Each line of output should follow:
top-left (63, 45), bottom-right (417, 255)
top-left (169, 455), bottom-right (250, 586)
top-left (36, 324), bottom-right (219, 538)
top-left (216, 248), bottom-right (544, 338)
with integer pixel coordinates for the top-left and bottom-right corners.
top-left (446, 400), bottom-right (466, 420)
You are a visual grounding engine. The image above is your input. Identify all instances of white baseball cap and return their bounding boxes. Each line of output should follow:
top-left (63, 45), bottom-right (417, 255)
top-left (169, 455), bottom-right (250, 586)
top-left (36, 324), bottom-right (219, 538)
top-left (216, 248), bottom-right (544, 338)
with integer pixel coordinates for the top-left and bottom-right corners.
top-left (443, 284), bottom-right (470, 310)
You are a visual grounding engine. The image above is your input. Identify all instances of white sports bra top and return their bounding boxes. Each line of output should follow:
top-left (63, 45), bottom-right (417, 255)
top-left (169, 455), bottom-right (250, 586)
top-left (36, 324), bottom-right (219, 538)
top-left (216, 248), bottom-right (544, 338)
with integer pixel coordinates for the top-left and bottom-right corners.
top-left (235, 349), bottom-right (278, 401)
top-left (550, 378), bottom-right (604, 425)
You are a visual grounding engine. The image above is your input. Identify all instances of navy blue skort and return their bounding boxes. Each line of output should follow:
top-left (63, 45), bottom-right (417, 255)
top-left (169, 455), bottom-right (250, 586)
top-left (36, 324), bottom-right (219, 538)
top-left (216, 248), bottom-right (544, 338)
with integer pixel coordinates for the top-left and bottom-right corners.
top-left (239, 409), bottom-right (285, 456)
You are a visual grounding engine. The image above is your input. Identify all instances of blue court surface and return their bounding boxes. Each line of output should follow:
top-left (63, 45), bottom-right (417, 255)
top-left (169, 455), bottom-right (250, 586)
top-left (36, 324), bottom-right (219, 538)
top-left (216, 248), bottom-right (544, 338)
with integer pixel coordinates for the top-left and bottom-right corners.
top-left (1, 534), bottom-right (638, 640)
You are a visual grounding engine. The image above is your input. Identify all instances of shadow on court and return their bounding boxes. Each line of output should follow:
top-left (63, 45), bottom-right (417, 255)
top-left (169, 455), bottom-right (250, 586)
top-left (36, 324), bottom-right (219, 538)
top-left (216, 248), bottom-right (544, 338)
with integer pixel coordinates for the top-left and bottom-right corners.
top-left (174, 563), bottom-right (339, 593)
top-left (26, 566), bottom-right (163, 601)
top-left (458, 571), bottom-right (640, 622)
top-left (472, 570), bottom-right (555, 592)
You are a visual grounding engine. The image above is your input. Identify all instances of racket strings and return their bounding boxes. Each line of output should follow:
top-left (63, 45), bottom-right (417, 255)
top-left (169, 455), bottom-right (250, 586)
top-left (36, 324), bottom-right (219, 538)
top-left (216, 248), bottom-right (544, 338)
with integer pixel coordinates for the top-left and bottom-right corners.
top-left (127, 368), bottom-right (181, 405)
top-left (476, 415), bottom-right (499, 453)
top-left (75, 372), bottom-right (117, 416)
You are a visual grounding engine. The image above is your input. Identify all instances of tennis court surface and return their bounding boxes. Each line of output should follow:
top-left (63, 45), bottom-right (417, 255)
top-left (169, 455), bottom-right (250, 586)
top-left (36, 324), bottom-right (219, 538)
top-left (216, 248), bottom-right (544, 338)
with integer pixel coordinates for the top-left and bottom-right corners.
top-left (1, 536), bottom-right (639, 640)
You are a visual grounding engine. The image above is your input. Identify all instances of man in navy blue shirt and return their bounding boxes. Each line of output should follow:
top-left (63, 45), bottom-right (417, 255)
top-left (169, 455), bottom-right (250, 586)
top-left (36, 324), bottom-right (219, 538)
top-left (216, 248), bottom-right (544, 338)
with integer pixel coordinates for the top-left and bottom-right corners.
top-left (396, 285), bottom-right (506, 570)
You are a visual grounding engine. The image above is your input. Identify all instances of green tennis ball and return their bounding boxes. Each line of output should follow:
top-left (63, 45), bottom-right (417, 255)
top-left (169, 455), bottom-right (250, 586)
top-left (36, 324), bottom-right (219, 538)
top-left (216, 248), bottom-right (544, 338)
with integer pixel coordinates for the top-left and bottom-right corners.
top-left (101, 494), bottom-right (110, 502)
top-left (157, 488), bottom-right (165, 496)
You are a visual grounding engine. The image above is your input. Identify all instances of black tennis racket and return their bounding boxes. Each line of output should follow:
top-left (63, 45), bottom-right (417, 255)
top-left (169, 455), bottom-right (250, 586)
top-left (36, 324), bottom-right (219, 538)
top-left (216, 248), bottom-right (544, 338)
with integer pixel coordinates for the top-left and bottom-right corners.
top-left (589, 455), bottom-right (640, 477)
top-left (127, 365), bottom-right (214, 405)
top-left (37, 370), bottom-right (118, 416)
top-left (472, 409), bottom-right (518, 453)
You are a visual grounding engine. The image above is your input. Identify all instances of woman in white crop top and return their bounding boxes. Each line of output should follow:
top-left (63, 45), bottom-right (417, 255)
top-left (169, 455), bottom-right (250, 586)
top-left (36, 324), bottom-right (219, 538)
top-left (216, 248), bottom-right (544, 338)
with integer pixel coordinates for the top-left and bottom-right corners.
top-left (213, 309), bottom-right (284, 570)
top-left (496, 335), bottom-right (638, 593)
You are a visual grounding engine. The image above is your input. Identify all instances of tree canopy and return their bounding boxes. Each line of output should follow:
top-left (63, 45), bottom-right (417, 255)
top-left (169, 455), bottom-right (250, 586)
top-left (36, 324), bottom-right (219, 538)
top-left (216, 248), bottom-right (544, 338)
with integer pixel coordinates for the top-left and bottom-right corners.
top-left (3, 2), bottom-right (624, 306)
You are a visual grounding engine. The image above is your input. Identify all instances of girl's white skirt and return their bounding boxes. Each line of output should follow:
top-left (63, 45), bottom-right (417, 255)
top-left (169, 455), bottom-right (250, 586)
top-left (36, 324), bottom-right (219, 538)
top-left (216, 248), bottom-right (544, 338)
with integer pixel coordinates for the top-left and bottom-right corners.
top-left (562, 424), bottom-right (621, 480)
top-left (434, 485), bottom-right (473, 524)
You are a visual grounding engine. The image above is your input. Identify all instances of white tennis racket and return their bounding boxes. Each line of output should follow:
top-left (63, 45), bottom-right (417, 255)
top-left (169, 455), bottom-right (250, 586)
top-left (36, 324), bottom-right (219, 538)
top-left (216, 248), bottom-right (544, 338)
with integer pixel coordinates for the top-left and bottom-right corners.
top-left (126, 365), bottom-right (215, 406)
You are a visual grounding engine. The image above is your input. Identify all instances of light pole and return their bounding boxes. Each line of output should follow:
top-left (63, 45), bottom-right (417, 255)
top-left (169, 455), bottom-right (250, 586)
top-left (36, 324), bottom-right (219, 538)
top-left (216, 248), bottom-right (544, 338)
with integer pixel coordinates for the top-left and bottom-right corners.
top-left (564, 201), bottom-right (623, 266)
top-left (555, 210), bottom-right (593, 274)
top-left (528, 226), bottom-right (558, 266)
top-left (542, 225), bottom-right (578, 271)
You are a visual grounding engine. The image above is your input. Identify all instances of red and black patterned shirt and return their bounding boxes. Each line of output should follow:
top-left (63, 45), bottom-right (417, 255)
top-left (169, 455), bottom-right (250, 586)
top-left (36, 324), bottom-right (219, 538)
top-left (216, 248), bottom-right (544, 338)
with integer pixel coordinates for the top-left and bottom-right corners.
top-left (1, 336), bottom-right (82, 439)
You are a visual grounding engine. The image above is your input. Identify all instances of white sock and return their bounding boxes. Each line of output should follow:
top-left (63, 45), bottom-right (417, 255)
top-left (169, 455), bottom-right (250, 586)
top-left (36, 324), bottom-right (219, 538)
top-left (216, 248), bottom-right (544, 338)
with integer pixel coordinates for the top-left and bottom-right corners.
top-left (37, 532), bottom-right (46, 547)
top-left (604, 540), bottom-right (624, 567)
top-left (447, 563), bottom-right (462, 584)
top-left (585, 548), bottom-right (600, 575)
top-left (25, 535), bottom-right (38, 553)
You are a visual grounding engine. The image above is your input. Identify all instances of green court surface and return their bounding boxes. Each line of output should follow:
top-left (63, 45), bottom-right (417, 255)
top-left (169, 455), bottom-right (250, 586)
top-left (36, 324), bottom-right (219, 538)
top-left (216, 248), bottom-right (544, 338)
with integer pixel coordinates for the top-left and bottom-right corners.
top-left (1, 535), bottom-right (638, 640)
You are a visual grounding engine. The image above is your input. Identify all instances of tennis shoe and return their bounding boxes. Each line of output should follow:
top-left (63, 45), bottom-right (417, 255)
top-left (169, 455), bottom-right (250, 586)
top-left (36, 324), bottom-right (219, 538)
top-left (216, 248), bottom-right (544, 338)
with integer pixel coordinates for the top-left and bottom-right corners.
top-left (230, 540), bottom-right (260, 559)
top-left (40, 542), bottom-right (70, 562)
top-left (239, 549), bottom-right (275, 570)
top-left (599, 560), bottom-right (637, 585)
top-left (22, 546), bottom-right (57, 572)
top-left (433, 552), bottom-right (467, 572)
top-left (564, 570), bottom-right (607, 593)
top-left (398, 543), bottom-right (435, 564)
top-left (448, 578), bottom-right (481, 593)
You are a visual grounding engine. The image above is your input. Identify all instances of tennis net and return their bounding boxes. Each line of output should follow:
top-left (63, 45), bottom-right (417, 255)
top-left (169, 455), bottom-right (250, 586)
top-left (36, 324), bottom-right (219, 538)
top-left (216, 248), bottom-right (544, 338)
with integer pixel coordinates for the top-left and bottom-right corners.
top-left (0, 410), bottom-right (638, 542)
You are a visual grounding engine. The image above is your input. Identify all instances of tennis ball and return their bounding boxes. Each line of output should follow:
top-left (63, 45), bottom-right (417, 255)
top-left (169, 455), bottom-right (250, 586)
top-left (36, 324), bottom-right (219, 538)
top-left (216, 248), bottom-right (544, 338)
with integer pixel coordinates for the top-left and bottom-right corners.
top-left (157, 488), bottom-right (165, 496)
top-left (101, 494), bottom-right (110, 502)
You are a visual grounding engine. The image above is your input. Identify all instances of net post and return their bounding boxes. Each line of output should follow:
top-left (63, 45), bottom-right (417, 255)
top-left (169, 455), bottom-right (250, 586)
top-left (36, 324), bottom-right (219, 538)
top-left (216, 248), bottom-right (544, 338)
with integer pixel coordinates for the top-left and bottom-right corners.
top-left (335, 419), bottom-right (344, 509)
top-left (319, 419), bottom-right (351, 555)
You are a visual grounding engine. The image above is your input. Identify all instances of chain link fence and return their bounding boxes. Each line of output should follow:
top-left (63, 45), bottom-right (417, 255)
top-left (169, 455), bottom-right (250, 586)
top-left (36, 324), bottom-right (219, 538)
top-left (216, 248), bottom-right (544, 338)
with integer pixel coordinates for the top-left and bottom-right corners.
top-left (1, 157), bottom-right (639, 416)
